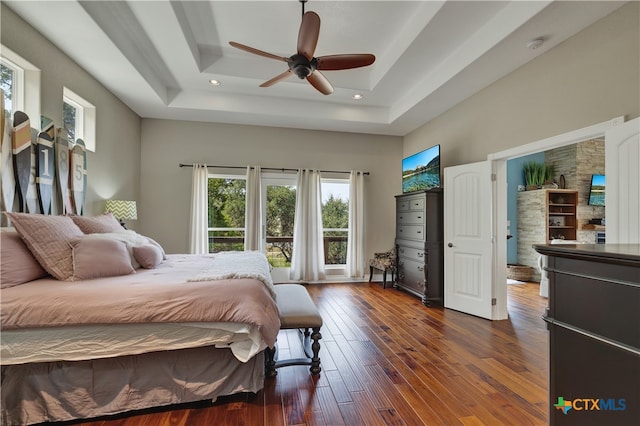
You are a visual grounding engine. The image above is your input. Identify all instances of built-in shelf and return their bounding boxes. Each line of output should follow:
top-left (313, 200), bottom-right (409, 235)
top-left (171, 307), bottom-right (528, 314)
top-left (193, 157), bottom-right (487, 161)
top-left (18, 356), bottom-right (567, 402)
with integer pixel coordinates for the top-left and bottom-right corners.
top-left (546, 190), bottom-right (578, 241)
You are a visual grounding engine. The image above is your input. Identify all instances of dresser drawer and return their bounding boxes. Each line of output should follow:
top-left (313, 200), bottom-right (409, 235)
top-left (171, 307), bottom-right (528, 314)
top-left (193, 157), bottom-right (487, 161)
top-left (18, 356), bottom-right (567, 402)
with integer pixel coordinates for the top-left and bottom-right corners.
top-left (397, 211), bottom-right (425, 225)
top-left (397, 258), bottom-right (426, 294)
top-left (397, 245), bottom-right (425, 262)
top-left (407, 197), bottom-right (425, 211)
top-left (397, 199), bottom-right (411, 211)
top-left (397, 225), bottom-right (425, 241)
top-left (397, 196), bottom-right (425, 212)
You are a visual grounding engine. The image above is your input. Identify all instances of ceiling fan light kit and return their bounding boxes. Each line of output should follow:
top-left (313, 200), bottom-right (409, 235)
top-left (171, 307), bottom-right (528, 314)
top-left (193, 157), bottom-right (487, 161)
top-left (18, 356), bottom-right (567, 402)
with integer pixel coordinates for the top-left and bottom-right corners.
top-left (229, 0), bottom-right (375, 95)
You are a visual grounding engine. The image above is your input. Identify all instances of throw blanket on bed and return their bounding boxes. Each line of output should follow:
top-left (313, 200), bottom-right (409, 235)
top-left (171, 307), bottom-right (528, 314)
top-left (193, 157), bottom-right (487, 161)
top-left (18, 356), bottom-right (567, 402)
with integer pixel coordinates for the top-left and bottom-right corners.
top-left (189, 251), bottom-right (276, 298)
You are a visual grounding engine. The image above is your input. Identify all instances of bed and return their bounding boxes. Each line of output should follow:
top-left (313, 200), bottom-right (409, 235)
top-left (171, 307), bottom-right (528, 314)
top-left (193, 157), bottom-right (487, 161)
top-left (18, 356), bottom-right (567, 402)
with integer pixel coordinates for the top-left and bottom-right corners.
top-left (0, 212), bottom-right (280, 425)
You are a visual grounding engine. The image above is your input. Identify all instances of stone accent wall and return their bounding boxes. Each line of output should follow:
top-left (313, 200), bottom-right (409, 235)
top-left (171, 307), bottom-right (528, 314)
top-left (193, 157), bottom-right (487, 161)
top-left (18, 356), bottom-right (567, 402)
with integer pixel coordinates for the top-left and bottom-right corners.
top-left (546, 144), bottom-right (577, 190)
top-left (517, 190), bottom-right (546, 282)
top-left (576, 139), bottom-right (605, 242)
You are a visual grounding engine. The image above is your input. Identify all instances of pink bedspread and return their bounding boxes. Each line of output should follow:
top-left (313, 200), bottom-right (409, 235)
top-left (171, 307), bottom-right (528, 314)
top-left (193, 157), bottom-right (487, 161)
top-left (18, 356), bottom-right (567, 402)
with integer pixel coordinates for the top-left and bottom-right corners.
top-left (0, 254), bottom-right (280, 347)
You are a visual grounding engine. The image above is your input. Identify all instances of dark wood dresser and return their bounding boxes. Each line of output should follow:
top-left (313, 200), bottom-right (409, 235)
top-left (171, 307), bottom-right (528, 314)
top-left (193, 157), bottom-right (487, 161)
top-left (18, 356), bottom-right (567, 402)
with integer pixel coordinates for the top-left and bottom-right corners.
top-left (533, 243), bottom-right (639, 426)
top-left (394, 189), bottom-right (444, 305)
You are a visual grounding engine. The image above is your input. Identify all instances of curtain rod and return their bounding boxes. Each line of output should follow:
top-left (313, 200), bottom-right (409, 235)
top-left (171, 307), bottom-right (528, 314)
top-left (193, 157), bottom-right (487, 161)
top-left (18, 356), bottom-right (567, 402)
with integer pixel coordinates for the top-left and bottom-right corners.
top-left (179, 163), bottom-right (369, 175)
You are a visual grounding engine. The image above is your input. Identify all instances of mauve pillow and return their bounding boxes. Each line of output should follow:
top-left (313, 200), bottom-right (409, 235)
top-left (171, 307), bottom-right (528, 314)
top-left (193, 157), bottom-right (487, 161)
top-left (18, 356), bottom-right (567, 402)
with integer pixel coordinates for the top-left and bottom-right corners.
top-left (1, 228), bottom-right (49, 288)
top-left (132, 244), bottom-right (164, 269)
top-left (71, 237), bottom-right (135, 280)
top-left (143, 236), bottom-right (167, 259)
top-left (6, 212), bottom-right (84, 280)
top-left (70, 213), bottom-right (123, 234)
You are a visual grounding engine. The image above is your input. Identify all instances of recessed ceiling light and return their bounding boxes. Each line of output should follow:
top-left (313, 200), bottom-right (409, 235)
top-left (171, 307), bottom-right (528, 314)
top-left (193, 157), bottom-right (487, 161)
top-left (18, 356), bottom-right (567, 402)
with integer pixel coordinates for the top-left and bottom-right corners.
top-left (352, 94), bottom-right (363, 100)
top-left (209, 79), bottom-right (221, 86)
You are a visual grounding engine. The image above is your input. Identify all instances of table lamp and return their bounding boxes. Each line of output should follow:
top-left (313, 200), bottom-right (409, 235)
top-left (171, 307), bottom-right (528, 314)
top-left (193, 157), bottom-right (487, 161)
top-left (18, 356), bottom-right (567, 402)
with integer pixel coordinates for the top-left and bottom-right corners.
top-left (105, 200), bottom-right (137, 229)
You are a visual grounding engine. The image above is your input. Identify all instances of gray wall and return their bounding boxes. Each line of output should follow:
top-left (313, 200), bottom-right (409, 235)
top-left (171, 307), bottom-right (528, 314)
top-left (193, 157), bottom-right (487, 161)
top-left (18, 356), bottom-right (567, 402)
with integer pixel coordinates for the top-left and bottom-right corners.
top-left (1, 4), bottom-right (141, 216)
top-left (404, 2), bottom-right (639, 166)
top-left (139, 119), bottom-right (402, 254)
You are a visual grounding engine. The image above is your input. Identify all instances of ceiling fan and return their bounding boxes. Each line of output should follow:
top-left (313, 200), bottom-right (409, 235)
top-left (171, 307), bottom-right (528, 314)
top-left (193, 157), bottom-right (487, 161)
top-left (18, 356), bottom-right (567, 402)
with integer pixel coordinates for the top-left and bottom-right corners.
top-left (229, 0), bottom-right (375, 95)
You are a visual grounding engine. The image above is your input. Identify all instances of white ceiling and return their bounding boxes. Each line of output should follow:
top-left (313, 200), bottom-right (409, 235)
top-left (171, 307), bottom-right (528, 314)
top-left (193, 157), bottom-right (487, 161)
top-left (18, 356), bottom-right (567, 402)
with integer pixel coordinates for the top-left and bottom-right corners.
top-left (5, 1), bottom-right (627, 136)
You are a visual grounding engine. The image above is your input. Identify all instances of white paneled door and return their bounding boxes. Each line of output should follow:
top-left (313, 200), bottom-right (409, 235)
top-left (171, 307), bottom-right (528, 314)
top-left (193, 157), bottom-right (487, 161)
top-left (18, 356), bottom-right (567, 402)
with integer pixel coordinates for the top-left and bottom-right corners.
top-left (444, 161), bottom-right (494, 319)
top-left (605, 117), bottom-right (640, 244)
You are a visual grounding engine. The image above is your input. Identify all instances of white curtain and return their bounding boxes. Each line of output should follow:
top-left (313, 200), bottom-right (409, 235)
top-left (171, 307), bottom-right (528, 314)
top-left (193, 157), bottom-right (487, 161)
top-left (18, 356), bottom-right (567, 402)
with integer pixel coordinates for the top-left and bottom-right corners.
top-left (188, 164), bottom-right (209, 254)
top-left (290, 169), bottom-right (326, 281)
top-left (244, 165), bottom-right (262, 251)
top-left (346, 171), bottom-right (365, 277)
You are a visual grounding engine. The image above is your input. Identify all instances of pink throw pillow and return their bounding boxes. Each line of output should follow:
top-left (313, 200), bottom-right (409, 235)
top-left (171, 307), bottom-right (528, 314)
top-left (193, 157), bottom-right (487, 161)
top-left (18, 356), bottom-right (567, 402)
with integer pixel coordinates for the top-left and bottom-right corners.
top-left (70, 213), bottom-right (123, 234)
top-left (132, 244), bottom-right (164, 269)
top-left (6, 213), bottom-right (84, 281)
top-left (143, 236), bottom-right (167, 259)
top-left (71, 237), bottom-right (135, 280)
top-left (1, 228), bottom-right (49, 288)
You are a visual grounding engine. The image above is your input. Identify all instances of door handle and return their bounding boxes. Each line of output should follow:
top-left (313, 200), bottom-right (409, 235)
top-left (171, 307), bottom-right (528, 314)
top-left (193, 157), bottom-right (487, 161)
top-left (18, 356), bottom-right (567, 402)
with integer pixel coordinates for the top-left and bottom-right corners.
top-left (448, 243), bottom-right (454, 248)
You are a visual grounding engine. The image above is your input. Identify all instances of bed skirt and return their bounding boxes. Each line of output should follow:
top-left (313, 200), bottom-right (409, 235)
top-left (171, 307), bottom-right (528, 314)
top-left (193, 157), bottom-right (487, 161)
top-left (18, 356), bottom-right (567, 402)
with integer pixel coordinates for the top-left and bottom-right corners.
top-left (1, 346), bottom-right (265, 425)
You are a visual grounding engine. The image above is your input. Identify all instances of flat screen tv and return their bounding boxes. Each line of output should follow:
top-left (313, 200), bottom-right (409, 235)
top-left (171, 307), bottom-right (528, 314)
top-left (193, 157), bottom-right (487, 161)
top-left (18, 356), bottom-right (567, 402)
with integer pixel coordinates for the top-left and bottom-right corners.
top-left (588, 174), bottom-right (605, 206)
top-left (402, 144), bottom-right (441, 193)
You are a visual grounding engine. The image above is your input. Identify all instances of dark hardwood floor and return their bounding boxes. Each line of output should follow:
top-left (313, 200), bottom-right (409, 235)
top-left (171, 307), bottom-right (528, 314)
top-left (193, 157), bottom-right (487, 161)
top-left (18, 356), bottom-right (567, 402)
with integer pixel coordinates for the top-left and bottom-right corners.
top-left (72, 281), bottom-right (549, 426)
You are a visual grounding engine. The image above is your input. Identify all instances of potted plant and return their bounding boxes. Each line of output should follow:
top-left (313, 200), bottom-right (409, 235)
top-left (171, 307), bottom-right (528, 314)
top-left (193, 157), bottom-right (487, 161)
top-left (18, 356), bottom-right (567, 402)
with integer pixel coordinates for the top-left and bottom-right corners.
top-left (523, 162), bottom-right (554, 190)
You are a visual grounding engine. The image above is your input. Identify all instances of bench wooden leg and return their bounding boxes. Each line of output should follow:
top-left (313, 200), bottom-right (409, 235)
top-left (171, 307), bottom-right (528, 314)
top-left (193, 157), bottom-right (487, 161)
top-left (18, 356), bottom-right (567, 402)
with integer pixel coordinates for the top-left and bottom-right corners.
top-left (265, 328), bottom-right (322, 376)
top-left (310, 327), bottom-right (322, 375)
top-left (369, 265), bottom-right (374, 282)
top-left (265, 346), bottom-right (277, 378)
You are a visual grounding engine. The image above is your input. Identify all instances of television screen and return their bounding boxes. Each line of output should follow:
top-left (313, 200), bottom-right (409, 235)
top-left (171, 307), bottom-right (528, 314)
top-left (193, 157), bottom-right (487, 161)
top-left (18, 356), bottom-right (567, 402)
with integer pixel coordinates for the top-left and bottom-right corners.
top-left (588, 174), bottom-right (605, 206)
top-left (402, 144), bottom-right (440, 193)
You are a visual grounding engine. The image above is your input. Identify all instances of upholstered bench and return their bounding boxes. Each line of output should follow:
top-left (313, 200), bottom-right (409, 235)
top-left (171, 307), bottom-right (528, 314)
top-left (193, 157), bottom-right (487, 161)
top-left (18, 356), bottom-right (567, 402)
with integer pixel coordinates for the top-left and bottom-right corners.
top-left (265, 284), bottom-right (323, 377)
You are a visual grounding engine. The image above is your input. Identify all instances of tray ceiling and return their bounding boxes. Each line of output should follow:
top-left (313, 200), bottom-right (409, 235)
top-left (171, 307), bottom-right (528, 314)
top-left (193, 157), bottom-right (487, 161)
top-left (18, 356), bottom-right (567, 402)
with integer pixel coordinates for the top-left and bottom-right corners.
top-left (4, 1), bottom-right (626, 136)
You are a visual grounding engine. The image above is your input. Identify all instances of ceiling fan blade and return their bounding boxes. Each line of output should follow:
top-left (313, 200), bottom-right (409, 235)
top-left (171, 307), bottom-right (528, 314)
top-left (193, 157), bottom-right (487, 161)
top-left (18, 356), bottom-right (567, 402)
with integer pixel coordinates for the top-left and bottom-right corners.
top-left (297, 11), bottom-right (320, 60)
top-left (316, 54), bottom-right (376, 71)
top-left (229, 41), bottom-right (288, 62)
top-left (260, 70), bottom-right (293, 88)
top-left (307, 71), bottom-right (334, 95)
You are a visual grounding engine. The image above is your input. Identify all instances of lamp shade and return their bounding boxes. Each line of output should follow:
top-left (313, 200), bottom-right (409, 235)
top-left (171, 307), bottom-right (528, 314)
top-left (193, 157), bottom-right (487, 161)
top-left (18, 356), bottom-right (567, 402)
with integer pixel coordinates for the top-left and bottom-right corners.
top-left (105, 200), bottom-right (137, 221)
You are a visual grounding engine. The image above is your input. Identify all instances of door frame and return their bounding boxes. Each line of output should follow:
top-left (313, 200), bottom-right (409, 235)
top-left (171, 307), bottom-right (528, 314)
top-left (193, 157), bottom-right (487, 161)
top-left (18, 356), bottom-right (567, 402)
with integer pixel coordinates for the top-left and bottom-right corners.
top-left (487, 116), bottom-right (624, 319)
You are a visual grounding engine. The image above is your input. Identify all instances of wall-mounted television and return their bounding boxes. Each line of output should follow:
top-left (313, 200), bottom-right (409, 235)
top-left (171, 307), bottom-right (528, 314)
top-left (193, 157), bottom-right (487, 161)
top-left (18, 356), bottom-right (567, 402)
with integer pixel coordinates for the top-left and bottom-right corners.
top-left (588, 174), bottom-right (605, 206)
top-left (402, 144), bottom-right (441, 193)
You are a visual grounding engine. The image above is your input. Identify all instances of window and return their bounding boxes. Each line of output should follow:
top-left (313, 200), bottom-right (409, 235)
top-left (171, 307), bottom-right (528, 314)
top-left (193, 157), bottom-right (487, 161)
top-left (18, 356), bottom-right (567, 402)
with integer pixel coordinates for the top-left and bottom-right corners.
top-left (321, 180), bottom-right (349, 266)
top-left (207, 172), bottom-right (351, 274)
top-left (63, 96), bottom-right (83, 142)
top-left (0, 58), bottom-right (23, 115)
top-left (263, 175), bottom-right (297, 268)
top-left (62, 87), bottom-right (96, 151)
top-left (1, 45), bottom-right (40, 123)
top-left (207, 175), bottom-right (246, 253)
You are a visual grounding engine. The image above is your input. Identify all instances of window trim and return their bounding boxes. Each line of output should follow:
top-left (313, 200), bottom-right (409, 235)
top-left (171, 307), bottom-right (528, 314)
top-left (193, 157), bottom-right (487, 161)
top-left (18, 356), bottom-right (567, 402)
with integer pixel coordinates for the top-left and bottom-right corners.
top-left (0, 57), bottom-right (24, 114)
top-left (0, 45), bottom-right (40, 122)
